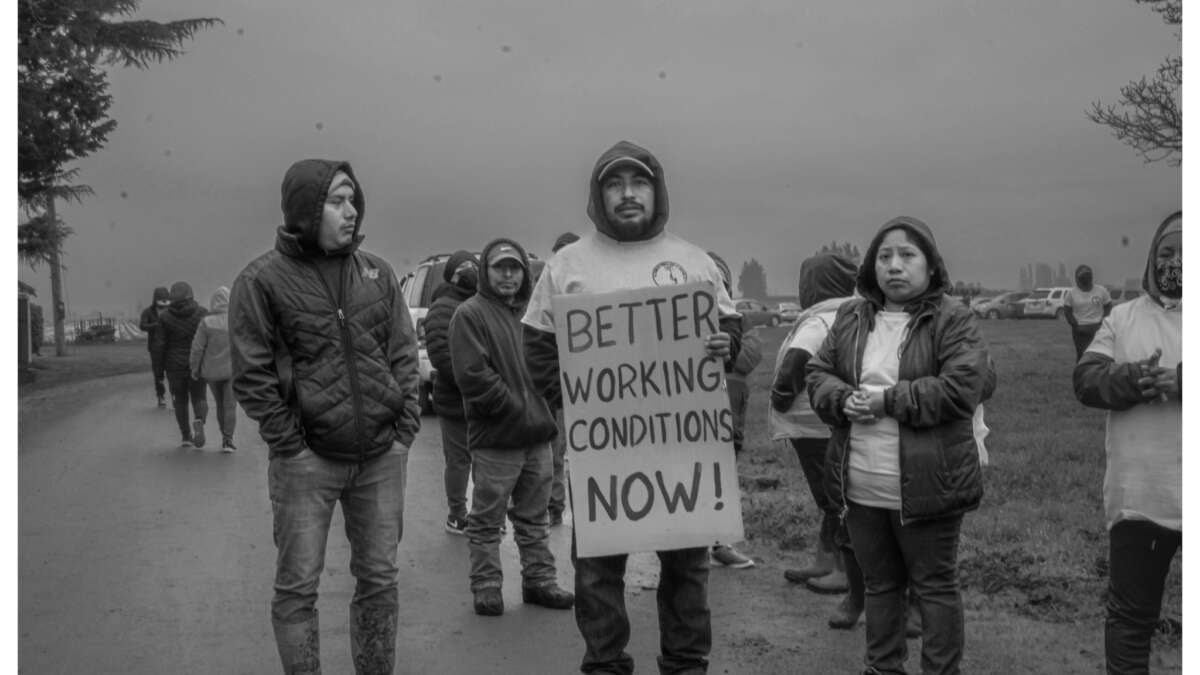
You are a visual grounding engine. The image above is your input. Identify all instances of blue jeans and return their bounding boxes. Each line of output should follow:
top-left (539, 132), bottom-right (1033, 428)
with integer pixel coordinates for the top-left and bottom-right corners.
top-left (573, 544), bottom-right (711, 675)
top-left (1106, 519), bottom-right (1180, 674)
top-left (268, 442), bottom-right (409, 671)
top-left (846, 503), bottom-right (964, 675)
top-left (467, 444), bottom-right (558, 591)
top-left (166, 370), bottom-right (207, 439)
top-left (439, 416), bottom-right (471, 521)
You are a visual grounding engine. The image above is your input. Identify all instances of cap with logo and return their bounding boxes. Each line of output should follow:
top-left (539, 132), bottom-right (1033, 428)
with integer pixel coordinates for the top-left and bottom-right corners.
top-left (488, 243), bottom-right (523, 267)
top-left (597, 156), bottom-right (654, 182)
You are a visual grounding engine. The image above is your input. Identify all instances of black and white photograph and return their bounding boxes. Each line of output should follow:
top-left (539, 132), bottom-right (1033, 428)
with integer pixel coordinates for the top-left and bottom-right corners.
top-left (17, 1), bottom-right (1185, 673)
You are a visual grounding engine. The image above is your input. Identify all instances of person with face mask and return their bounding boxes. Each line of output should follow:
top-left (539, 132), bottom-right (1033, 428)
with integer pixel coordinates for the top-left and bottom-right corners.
top-left (806, 216), bottom-right (996, 675)
top-left (522, 140), bottom-right (743, 675)
top-left (448, 238), bottom-right (574, 617)
top-left (1074, 211), bottom-right (1181, 675)
top-left (154, 281), bottom-right (209, 447)
top-left (1064, 264), bottom-right (1113, 361)
top-left (230, 159), bottom-right (421, 673)
top-left (139, 286), bottom-right (171, 408)
top-left (425, 249), bottom-right (480, 534)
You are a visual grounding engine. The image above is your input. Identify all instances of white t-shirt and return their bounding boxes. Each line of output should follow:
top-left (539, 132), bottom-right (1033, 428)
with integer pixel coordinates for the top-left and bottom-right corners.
top-left (846, 310), bottom-right (910, 510)
top-left (1086, 295), bottom-right (1181, 531)
top-left (768, 297), bottom-right (849, 440)
top-left (1066, 286), bottom-right (1112, 326)
top-left (522, 230), bottom-right (738, 333)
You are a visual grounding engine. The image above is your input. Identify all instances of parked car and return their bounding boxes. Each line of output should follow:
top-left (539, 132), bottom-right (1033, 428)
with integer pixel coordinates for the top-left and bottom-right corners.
top-left (734, 298), bottom-right (782, 327)
top-left (1017, 287), bottom-right (1073, 319)
top-left (777, 302), bottom-right (802, 324)
top-left (399, 250), bottom-right (540, 415)
top-left (974, 291), bottom-right (1030, 319)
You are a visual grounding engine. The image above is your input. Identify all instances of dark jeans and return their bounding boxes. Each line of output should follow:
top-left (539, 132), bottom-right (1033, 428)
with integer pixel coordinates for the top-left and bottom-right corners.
top-left (166, 371), bottom-right (207, 439)
top-left (573, 544), bottom-right (711, 675)
top-left (846, 503), bottom-right (965, 675)
top-left (1106, 520), bottom-right (1181, 674)
top-left (790, 437), bottom-right (837, 552)
top-left (726, 378), bottom-right (749, 448)
top-left (550, 407), bottom-right (568, 515)
top-left (1072, 323), bottom-right (1101, 361)
top-left (207, 379), bottom-right (237, 441)
top-left (150, 348), bottom-right (166, 398)
top-left (439, 415), bottom-right (471, 521)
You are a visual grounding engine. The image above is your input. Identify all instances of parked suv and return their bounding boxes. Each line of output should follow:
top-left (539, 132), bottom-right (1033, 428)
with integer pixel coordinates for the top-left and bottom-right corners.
top-left (974, 291), bottom-right (1029, 319)
top-left (1018, 287), bottom-right (1073, 319)
top-left (398, 251), bottom-right (542, 415)
top-left (734, 298), bottom-right (782, 327)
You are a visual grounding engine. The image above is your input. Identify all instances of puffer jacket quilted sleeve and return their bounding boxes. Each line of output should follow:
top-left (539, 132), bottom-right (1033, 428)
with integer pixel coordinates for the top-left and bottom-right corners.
top-left (230, 250), bottom-right (307, 457)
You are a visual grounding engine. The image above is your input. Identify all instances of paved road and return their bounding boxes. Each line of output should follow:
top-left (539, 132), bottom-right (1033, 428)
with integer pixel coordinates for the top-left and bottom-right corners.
top-left (21, 372), bottom-right (1136, 674)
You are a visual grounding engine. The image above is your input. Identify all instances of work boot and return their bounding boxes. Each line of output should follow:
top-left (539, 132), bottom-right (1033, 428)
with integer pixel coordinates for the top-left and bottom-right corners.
top-left (784, 542), bottom-right (836, 583)
top-left (350, 604), bottom-right (397, 675)
top-left (828, 550), bottom-right (865, 630)
top-left (805, 550), bottom-right (849, 594)
top-left (474, 588), bottom-right (504, 616)
top-left (522, 583), bottom-right (575, 609)
top-left (272, 612), bottom-right (321, 674)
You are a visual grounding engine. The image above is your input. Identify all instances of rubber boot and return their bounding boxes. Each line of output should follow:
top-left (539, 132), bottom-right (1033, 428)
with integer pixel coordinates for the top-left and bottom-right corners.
top-left (350, 604), bottom-right (397, 675)
top-left (273, 611), bottom-right (321, 674)
top-left (828, 550), bottom-right (865, 630)
top-left (805, 548), bottom-right (850, 594)
top-left (783, 541), bottom-right (836, 583)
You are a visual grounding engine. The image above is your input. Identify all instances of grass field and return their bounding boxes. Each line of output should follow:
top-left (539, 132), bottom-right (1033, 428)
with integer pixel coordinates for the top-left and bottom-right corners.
top-left (19, 339), bottom-right (151, 393)
top-left (735, 317), bottom-right (1181, 656)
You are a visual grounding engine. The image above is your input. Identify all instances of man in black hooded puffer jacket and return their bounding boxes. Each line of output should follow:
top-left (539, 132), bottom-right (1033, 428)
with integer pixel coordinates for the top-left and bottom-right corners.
top-left (230, 158), bottom-right (421, 674)
top-left (153, 281), bottom-right (208, 447)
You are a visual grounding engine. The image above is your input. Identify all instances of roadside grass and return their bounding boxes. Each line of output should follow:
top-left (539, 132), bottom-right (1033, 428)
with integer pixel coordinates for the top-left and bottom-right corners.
top-left (736, 318), bottom-right (1180, 645)
top-left (19, 340), bottom-right (151, 393)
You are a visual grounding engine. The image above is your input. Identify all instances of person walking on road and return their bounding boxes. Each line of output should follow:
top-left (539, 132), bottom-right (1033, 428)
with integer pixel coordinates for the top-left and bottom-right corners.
top-left (153, 281), bottom-right (209, 447)
top-left (139, 285), bottom-right (171, 408)
top-left (449, 238), bottom-right (575, 617)
top-left (1064, 264), bottom-right (1113, 361)
top-left (522, 140), bottom-right (743, 675)
top-left (230, 159), bottom-right (421, 674)
top-left (1074, 210), bottom-right (1181, 675)
top-left (424, 249), bottom-right (479, 534)
top-left (806, 216), bottom-right (996, 674)
top-left (190, 286), bottom-right (237, 452)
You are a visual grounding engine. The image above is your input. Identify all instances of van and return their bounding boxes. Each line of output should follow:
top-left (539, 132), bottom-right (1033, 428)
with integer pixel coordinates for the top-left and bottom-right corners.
top-left (398, 251), bottom-right (543, 415)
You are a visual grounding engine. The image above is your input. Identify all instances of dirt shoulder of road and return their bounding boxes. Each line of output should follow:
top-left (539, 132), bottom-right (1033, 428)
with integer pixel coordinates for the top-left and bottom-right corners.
top-left (19, 341), bottom-right (152, 435)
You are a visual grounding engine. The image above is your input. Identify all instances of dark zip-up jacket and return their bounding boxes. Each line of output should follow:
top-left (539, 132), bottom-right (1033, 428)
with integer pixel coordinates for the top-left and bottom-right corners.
top-left (450, 238), bottom-right (558, 450)
top-left (230, 159), bottom-right (421, 461)
top-left (155, 298), bottom-right (206, 374)
top-left (426, 281), bottom-right (474, 419)
top-left (806, 217), bottom-right (996, 523)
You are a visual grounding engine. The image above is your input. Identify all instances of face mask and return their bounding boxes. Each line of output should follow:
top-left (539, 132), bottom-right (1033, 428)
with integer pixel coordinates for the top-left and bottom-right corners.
top-left (456, 268), bottom-right (478, 291)
top-left (1156, 257), bottom-right (1181, 298)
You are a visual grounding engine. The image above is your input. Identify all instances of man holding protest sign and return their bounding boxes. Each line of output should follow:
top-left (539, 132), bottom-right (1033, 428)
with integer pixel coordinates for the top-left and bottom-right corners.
top-left (449, 238), bottom-right (575, 617)
top-left (523, 140), bottom-right (744, 675)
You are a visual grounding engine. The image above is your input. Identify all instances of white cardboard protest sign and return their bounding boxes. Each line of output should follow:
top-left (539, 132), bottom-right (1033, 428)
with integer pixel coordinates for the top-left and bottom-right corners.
top-left (552, 281), bottom-right (745, 558)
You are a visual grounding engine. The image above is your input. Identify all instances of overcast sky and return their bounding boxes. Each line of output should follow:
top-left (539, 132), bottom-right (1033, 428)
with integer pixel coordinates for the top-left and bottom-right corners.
top-left (17, 0), bottom-right (1183, 316)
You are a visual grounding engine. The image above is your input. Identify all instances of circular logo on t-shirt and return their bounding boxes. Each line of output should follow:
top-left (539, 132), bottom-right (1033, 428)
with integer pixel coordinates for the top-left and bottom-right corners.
top-left (651, 261), bottom-right (688, 286)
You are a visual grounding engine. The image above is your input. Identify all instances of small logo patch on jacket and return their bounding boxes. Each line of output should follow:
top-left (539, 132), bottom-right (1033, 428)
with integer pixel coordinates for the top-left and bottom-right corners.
top-left (364, 267), bottom-right (379, 280)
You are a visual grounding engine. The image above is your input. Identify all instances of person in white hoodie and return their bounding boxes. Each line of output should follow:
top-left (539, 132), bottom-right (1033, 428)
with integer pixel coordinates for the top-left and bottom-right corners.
top-left (191, 286), bottom-right (237, 452)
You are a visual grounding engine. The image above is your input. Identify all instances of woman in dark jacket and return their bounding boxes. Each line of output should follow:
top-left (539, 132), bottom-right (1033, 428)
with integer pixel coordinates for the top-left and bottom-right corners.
top-left (806, 217), bottom-right (995, 675)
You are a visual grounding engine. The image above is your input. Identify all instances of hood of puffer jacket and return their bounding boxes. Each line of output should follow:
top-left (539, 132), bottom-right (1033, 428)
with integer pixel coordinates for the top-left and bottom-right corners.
top-left (799, 253), bottom-right (858, 309)
top-left (478, 238), bottom-right (533, 306)
top-left (167, 281), bottom-right (199, 316)
top-left (1143, 210), bottom-right (1182, 305)
top-left (856, 216), bottom-right (951, 312)
top-left (208, 286), bottom-right (230, 314)
top-left (278, 158), bottom-right (366, 257)
top-left (586, 140), bottom-right (670, 242)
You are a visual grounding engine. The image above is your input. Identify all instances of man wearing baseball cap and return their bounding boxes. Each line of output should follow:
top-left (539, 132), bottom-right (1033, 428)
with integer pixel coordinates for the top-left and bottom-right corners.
top-left (523, 140), bottom-right (743, 674)
top-left (448, 237), bottom-right (574, 617)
